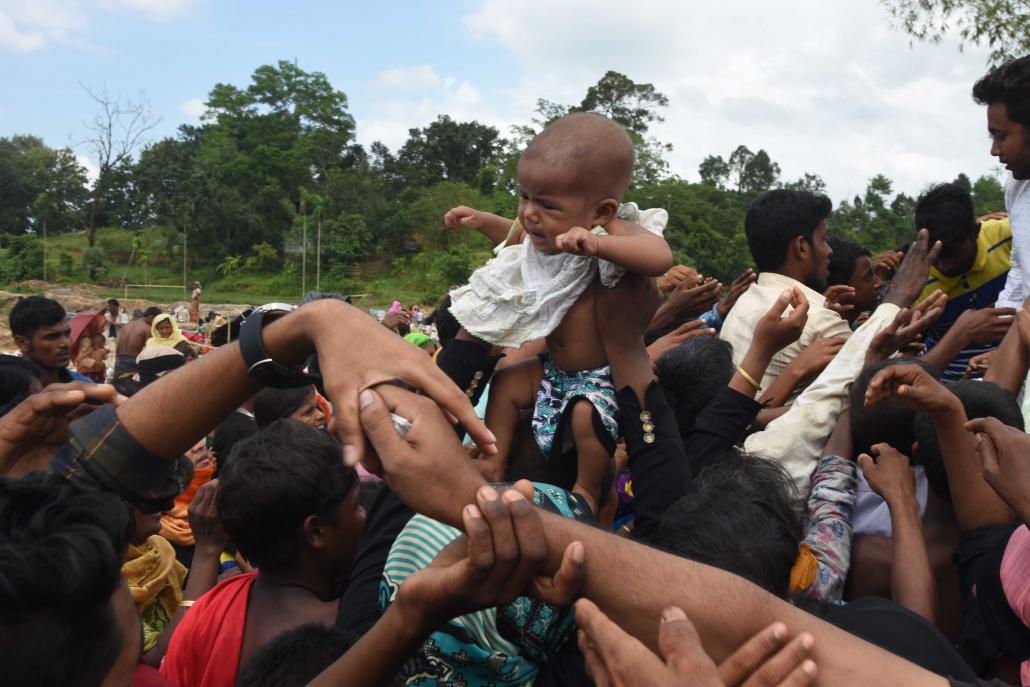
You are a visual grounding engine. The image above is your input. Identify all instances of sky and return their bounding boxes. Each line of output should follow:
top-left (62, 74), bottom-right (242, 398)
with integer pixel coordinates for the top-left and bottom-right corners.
top-left (0, 0), bottom-right (1007, 203)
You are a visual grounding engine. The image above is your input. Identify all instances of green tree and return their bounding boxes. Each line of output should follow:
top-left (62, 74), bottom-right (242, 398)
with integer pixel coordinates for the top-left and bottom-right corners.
top-left (784, 173), bottom-right (828, 195)
top-left (578, 70), bottom-right (669, 136)
top-left (971, 174), bottom-right (1006, 214)
top-left (0, 136), bottom-right (88, 235)
top-left (727, 145), bottom-right (755, 193)
top-left (740, 150), bottom-right (781, 194)
top-left (698, 155), bottom-right (730, 188)
top-left (881, 0), bottom-right (1030, 66)
top-left (397, 116), bottom-right (503, 191)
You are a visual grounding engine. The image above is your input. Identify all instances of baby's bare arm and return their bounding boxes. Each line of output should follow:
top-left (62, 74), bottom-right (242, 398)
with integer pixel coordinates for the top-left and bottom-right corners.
top-left (598, 218), bottom-right (672, 277)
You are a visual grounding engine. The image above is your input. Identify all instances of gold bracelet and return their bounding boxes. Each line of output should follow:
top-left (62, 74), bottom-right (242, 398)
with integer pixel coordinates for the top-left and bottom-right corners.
top-left (178, 599), bottom-right (195, 608)
top-left (735, 365), bottom-right (762, 393)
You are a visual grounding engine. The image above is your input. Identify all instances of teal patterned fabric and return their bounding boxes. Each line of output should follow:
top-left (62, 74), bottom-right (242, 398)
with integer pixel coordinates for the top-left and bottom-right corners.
top-left (380, 483), bottom-right (591, 686)
top-left (531, 353), bottom-right (619, 458)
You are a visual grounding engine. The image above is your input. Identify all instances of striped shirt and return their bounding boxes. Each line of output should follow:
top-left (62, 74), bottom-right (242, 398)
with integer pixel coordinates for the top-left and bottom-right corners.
top-left (917, 219), bottom-right (1012, 381)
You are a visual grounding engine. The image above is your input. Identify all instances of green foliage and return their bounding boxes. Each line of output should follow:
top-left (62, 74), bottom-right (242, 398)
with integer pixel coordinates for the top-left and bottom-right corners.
top-left (244, 242), bottom-right (280, 271)
top-left (0, 135), bottom-right (88, 235)
top-left (390, 245), bottom-right (482, 302)
top-left (218, 254), bottom-right (243, 276)
top-left (881, 0), bottom-right (1030, 66)
top-left (1, 235), bottom-right (44, 281)
top-left (81, 246), bottom-right (110, 281)
top-left (971, 174), bottom-right (1006, 215)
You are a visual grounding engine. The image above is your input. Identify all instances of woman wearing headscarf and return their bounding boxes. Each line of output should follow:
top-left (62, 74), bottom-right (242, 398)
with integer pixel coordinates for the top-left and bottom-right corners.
top-left (147, 314), bottom-right (198, 360)
top-left (252, 386), bottom-right (326, 430)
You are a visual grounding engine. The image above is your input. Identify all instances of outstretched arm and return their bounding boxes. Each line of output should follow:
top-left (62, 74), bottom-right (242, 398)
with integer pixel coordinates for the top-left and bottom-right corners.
top-left (556, 218), bottom-right (673, 277)
top-left (444, 205), bottom-right (515, 245)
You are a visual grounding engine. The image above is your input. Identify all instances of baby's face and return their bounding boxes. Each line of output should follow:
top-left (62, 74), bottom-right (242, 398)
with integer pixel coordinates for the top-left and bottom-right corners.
top-left (517, 156), bottom-right (603, 254)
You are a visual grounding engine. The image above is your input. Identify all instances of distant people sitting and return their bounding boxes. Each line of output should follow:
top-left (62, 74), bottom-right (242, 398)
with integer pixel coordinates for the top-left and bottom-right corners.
top-left (9, 296), bottom-right (83, 387)
top-left (721, 190), bottom-right (851, 394)
top-left (148, 313), bottom-right (198, 360)
top-left (116, 306), bottom-right (161, 379)
top-left (914, 182), bottom-right (1013, 380)
top-left (75, 332), bottom-right (108, 383)
top-left (826, 237), bottom-right (883, 325)
top-left (253, 386), bottom-right (326, 430)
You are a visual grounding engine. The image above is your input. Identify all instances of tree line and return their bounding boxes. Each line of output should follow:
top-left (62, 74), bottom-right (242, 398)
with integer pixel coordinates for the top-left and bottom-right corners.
top-left (0, 63), bottom-right (1008, 296)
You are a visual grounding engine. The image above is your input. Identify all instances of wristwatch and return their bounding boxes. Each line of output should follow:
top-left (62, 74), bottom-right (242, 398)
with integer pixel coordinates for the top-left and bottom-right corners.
top-left (239, 303), bottom-right (321, 388)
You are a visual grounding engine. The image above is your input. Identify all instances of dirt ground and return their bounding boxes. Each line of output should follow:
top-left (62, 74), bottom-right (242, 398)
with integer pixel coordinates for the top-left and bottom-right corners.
top-left (0, 283), bottom-right (252, 353)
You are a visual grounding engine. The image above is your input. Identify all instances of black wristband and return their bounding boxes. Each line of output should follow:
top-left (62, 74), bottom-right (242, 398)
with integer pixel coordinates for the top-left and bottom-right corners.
top-left (239, 307), bottom-right (320, 389)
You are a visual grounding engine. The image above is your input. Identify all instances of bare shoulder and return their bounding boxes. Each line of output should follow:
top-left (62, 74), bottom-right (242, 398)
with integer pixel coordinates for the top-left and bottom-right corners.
top-left (603, 217), bottom-right (645, 236)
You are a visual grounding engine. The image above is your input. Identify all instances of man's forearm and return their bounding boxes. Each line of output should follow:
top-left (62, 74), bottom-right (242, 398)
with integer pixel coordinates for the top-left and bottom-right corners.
top-left (984, 320), bottom-right (1028, 394)
top-left (918, 329), bottom-right (967, 372)
top-left (532, 510), bottom-right (945, 687)
top-left (886, 496), bottom-right (936, 622)
top-left (116, 302), bottom-right (329, 459)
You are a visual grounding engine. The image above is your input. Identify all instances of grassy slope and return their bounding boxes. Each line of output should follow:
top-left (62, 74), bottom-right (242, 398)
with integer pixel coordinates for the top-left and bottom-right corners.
top-left (16, 227), bottom-right (474, 309)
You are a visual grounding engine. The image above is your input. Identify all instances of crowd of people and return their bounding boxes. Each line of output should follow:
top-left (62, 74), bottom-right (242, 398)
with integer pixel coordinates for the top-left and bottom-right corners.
top-left (0, 56), bottom-right (1029, 687)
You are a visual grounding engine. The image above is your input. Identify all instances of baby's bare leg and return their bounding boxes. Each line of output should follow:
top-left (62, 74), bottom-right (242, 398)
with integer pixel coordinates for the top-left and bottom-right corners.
top-left (569, 398), bottom-right (613, 515)
top-left (482, 357), bottom-right (543, 481)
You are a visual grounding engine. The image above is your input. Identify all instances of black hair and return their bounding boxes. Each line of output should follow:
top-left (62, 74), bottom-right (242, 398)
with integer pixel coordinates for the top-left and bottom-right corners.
top-left (827, 237), bottom-right (870, 287)
top-left (655, 337), bottom-right (734, 435)
top-left (9, 296), bottom-right (65, 339)
top-left (972, 55), bottom-right (1030, 127)
top-left (745, 190), bottom-right (833, 273)
top-left (0, 473), bottom-right (132, 687)
top-left (849, 358), bottom-right (941, 456)
top-left (652, 453), bottom-right (802, 598)
top-left (253, 386), bottom-right (314, 428)
top-left (913, 380), bottom-right (1023, 501)
top-left (143, 306), bottom-right (162, 318)
top-left (915, 183), bottom-right (976, 249)
top-left (218, 420), bottom-right (358, 570)
top-left (106, 299), bottom-right (119, 307)
top-left (0, 355), bottom-right (42, 415)
top-left (426, 294), bottom-right (460, 349)
top-left (237, 623), bottom-right (385, 687)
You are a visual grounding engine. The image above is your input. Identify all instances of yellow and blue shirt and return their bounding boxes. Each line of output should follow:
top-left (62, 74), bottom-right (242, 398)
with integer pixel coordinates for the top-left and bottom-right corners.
top-left (917, 219), bottom-right (1012, 380)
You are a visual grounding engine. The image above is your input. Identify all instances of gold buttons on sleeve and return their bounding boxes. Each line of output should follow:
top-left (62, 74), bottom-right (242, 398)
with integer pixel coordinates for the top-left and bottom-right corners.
top-left (640, 410), bottom-right (655, 443)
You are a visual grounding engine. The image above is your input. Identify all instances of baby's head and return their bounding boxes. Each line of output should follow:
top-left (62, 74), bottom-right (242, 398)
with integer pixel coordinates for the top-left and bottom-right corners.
top-left (517, 113), bottom-right (634, 253)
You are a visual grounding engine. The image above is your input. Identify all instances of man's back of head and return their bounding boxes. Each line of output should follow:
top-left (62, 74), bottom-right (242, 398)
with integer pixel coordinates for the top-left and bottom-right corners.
top-left (849, 358), bottom-right (941, 455)
top-left (0, 473), bottom-right (132, 686)
top-left (915, 183), bottom-right (978, 275)
top-left (652, 453), bottom-right (802, 598)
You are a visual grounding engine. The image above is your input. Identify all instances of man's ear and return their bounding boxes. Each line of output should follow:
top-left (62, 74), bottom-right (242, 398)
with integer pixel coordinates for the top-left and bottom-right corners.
top-left (594, 198), bottom-right (620, 227)
top-left (13, 335), bottom-right (30, 354)
top-left (302, 514), bottom-right (327, 551)
top-left (793, 234), bottom-right (810, 262)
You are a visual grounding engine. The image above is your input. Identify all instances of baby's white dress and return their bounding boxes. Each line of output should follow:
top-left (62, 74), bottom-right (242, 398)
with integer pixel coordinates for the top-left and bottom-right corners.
top-left (449, 203), bottom-right (668, 348)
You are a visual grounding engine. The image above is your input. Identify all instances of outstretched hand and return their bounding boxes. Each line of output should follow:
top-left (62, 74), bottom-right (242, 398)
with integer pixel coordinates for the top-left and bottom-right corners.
top-left (865, 291), bottom-right (945, 364)
top-left (753, 288), bottom-right (810, 356)
top-left (576, 598), bottom-right (817, 687)
top-left (823, 285), bottom-right (856, 318)
top-left (397, 483), bottom-right (586, 627)
top-left (882, 229), bottom-right (942, 308)
top-left (863, 363), bottom-right (957, 418)
top-left (188, 478), bottom-right (228, 553)
top-left (965, 417), bottom-right (1030, 522)
top-left (717, 269), bottom-right (757, 320)
top-left (647, 320), bottom-right (715, 363)
top-left (0, 382), bottom-right (121, 477)
top-left (657, 265), bottom-right (700, 294)
top-left (357, 383), bottom-right (488, 528)
top-left (858, 444), bottom-right (916, 504)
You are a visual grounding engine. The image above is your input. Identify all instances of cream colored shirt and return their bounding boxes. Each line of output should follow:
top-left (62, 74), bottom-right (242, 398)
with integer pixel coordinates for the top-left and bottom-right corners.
top-left (720, 272), bottom-right (853, 394)
top-left (745, 302), bottom-right (901, 497)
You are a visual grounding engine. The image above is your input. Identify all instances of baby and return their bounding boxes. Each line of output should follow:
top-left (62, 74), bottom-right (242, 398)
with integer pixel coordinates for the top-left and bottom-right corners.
top-left (446, 112), bottom-right (672, 511)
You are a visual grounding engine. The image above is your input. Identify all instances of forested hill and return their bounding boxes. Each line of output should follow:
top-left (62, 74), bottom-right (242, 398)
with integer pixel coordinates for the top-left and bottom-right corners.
top-left (0, 64), bottom-right (1008, 304)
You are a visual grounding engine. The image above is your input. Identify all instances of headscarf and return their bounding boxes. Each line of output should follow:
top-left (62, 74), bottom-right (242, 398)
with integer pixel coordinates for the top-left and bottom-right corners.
top-left (136, 344), bottom-right (186, 385)
top-left (403, 332), bottom-right (433, 349)
top-left (123, 534), bottom-right (188, 652)
top-left (388, 300), bottom-right (402, 314)
top-left (147, 314), bottom-right (187, 348)
top-left (160, 462), bottom-right (215, 547)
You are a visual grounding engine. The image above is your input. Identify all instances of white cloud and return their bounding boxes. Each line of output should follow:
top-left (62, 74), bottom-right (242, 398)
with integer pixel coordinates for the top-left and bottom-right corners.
top-left (459, 0), bottom-right (999, 202)
top-left (376, 64), bottom-right (442, 90)
top-left (357, 68), bottom-right (504, 150)
top-left (76, 153), bottom-right (99, 183)
top-left (0, 11), bottom-right (44, 51)
top-left (179, 97), bottom-right (206, 120)
top-left (99, 0), bottom-right (196, 21)
top-left (0, 0), bottom-right (195, 51)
